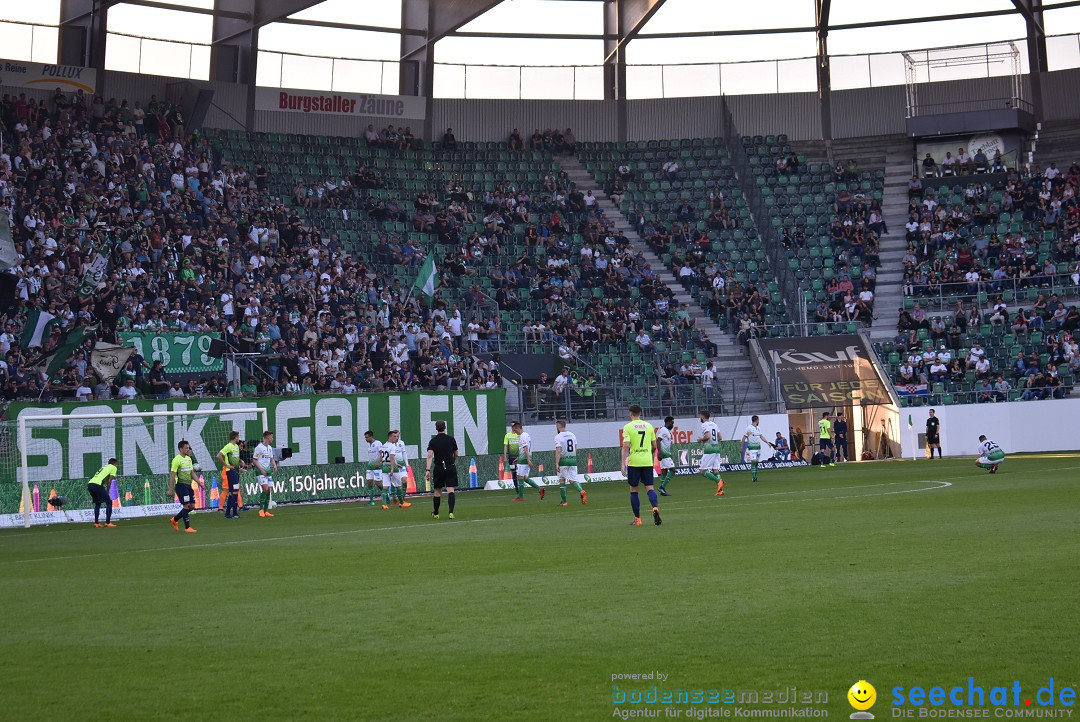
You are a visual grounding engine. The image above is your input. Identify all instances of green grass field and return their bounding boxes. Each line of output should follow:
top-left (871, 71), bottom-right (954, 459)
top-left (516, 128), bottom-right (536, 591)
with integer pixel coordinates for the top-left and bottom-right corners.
top-left (2, 456), bottom-right (1077, 721)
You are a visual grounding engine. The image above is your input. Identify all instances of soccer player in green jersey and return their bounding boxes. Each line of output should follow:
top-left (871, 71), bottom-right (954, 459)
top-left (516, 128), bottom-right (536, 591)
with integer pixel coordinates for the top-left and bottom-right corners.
top-left (216, 430), bottom-right (245, 519)
top-left (169, 440), bottom-right (198, 533)
top-left (656, 416), bottom-right (676, 496)
top-left (621, 404), bottom-right (661, 526)
top-left (86, 459), bottom-right (118, 528)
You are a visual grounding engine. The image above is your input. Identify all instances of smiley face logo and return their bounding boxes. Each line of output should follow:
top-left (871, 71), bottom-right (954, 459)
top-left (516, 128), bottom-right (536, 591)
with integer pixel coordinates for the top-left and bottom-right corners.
top-left (848, 681), bottom-right (877, 716)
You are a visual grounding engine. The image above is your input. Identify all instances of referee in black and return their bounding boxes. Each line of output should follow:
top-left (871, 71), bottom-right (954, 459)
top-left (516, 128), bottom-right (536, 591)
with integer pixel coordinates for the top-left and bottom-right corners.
top-left (426, 419), bottom-right (459, 519)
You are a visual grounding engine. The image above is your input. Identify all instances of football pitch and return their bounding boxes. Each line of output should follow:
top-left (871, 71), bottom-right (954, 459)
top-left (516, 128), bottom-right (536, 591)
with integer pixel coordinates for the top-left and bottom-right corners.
top-left (2, 456), bottom-right (1076, 722)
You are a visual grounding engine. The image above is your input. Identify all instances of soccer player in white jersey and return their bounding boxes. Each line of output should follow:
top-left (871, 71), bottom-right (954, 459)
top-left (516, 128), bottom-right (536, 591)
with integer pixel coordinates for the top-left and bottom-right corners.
top-left (742, 415), bottom-right (775, 483)
top-left (363, 430), bottom-right (382, 506)
top-left (380, 430), bottom-right (412, 509)
top-left (698, 409), bottom-right (725, 496)
top-left (975, 434), bottom-right (1006, 473)
top-left (656, 416), bottom-right (676, 496)
top-left (553, 419), bottom-right (587, 506)
top-left (253, 430), bottom-right (278, 518)
top-left (512, 421), bottom-right (545, 501)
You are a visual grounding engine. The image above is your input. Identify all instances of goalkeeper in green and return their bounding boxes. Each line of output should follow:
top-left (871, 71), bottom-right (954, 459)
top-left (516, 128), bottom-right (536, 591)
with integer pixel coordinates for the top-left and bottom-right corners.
top-left (656, 416), bottom-right (676, 496)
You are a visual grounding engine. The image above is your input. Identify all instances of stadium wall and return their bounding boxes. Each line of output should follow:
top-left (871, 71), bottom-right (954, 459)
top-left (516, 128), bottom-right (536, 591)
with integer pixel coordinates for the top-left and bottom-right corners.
top-left (433, 99), bottom-right (618, 142)
top-left (902, 398), bottom-right (1080, 459)
top-left (1042, 68), bottom-right (1080, 120)
top-left (101, 69), bottom-right (177, 105)
top-left (61, 67), bottom-right (1080, 142)
top-left (724, 92), bottom-right (822, 141)
top-left (203, 80), bottom-right (246, 130)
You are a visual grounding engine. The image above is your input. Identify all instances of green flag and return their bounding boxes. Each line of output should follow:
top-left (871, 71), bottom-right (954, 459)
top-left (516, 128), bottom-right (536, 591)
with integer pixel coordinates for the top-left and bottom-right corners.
top-left (908, 414), bottom-right (913, 429)
top-left (413, 256), bottom-right (438, 298)
top-left (35, 324), bottom-right (100, 377)
top-left (20, 309), bottom-right (59, 349)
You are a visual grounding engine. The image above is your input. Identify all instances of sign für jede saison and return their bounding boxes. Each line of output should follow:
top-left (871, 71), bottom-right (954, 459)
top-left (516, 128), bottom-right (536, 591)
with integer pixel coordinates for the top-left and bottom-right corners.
top-left (758, 335), bottom-right (891, 408)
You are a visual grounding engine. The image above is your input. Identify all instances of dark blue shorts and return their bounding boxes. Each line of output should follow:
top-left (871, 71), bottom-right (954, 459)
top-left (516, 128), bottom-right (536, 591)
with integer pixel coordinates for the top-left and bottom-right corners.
top-left (819, 438), bottom-right (834, 449)
top-left (87, 484), bottom-right (110, 504)
top-left (626, 466), bottom-right (654, 488)
top-left (226, 469), bottom-right (239, 491)
top-left (175, 483), bottom-right (194, 504)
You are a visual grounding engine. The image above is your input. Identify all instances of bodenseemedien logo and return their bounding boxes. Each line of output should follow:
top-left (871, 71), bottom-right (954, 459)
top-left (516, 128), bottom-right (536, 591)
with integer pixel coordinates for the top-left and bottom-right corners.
top-left (849, 680), bottom-right (877, 719)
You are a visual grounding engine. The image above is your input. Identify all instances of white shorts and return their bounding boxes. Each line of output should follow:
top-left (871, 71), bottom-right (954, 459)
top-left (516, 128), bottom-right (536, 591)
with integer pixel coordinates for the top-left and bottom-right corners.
top-left (745, 448), bottom-right (762, 463)
top-left (258, 475), bottom-right (272, 488)
top-left (366, 468), bottom-right (381, 482)
top-left (516, 464), bottom-right (531, 479)
top-left (977, 455), bottom-right (1004, 466)
top-left (558, 465), bottom-right (578, 481)
top-left (659, 457), bottom-right (675, 470)
top-left (700, 453), bottom-right (721, 470)
top-left (387, 471), bottom-right (403, 488)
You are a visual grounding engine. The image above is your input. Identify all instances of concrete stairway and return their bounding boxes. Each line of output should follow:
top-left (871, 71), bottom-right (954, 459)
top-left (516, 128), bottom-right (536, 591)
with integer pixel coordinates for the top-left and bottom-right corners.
top-left (871, 143), bottom-right (919, 340)
top-left (558, 155), bottom-right (773, 413)
top-left (794, 134), bottom-right (909, 173)
top-left (1032, 119), bottom-right (1080, 170)
top-left (794, 134), bottom-right (913, 340)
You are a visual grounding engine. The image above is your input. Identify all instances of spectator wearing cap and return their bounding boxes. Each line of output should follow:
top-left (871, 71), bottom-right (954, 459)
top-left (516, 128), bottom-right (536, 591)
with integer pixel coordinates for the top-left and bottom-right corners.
top-left (922, 153), bottom-right (938, 178)
top-left (75, 378), bottom-right (93, 402)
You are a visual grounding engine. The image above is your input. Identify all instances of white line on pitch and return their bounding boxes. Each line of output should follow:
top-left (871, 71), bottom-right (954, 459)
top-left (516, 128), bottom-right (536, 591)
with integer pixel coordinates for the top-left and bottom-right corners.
top-left (0, 479), bottom-right (954, 565)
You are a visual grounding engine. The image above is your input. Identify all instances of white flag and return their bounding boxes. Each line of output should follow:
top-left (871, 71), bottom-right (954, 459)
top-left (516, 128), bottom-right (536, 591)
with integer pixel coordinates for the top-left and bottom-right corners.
top-left (91, 341), bottom-right (135, 383)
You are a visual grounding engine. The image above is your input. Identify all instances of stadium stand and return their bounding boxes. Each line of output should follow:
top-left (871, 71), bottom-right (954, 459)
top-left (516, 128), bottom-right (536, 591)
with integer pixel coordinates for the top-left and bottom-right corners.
top-left (1, 91), bottom-right (771, 415)
top-left (746, 134), bottom-right (887, 332)
top-left (873, 156), bottom-right (1080, 406)
top-left (3, 85), bottom-right (1077, 412)
top-left (570, 138), bottom-right (770, 406)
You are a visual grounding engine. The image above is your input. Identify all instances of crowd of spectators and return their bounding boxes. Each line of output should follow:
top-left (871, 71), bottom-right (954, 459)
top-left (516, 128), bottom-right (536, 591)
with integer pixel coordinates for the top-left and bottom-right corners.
top-left (1, 85), bottom-right (728, 405)
top-left (599, 160), bottom-right (780, 345)
top-left (781, 186), bottom-right (883, 329)
top-left (505, 128), bottom-right (576, 154)
top-left (919, 147), bottom-right (1007, 178)
top-left (891, 157), bottom-right (1080, 400)
top-left (899, 163), bottom-right (1080, 308)
top-left (887, 295), bottom-right (1077, 403)
top-left (483, 170), bottom-right (717, 364)
top-left (0, 89), bottom-right (516, 402)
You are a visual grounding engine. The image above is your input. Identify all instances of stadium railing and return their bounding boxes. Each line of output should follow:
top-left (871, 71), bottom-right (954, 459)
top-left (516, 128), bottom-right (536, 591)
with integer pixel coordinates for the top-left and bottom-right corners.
top-left (515, 380), bottom-right (784, 422)
top-left (901, 272), bottom-right (1080, 313)
top-left (718, 96), bottom-right (808, 329)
